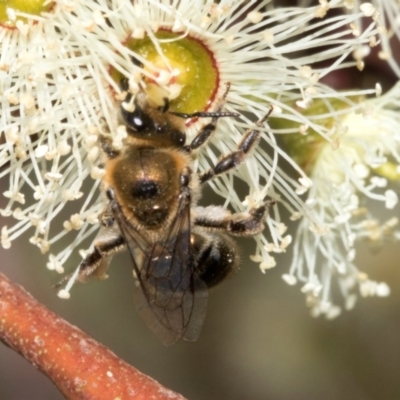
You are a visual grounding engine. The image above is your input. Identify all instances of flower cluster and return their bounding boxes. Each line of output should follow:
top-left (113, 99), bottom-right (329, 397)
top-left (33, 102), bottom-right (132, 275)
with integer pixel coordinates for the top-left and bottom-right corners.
top-left (281, 90), bottom-right (400, 318)
top-left (1, 0), bottom-right (399, 315)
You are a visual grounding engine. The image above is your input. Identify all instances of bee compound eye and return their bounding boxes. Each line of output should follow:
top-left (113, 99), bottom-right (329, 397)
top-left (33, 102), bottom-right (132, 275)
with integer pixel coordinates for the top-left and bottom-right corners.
top-left (121, 104), bottom-right (153, 132)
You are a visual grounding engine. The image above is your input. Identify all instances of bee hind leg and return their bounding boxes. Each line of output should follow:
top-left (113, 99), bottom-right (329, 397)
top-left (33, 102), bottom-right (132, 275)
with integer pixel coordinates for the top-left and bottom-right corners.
top-left (194, 203), bottom-right (270, 237)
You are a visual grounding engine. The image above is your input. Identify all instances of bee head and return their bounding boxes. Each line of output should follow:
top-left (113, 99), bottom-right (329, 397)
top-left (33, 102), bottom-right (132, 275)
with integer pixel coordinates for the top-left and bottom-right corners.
top-left (120, 96), bottom-right (186, 147)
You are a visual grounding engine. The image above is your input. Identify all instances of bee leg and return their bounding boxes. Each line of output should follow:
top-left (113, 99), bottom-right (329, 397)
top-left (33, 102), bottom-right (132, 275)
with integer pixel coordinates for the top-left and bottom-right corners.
top-left (78, 235), bottom-right (126, 282)
top-left (199, 107), bottom-right (273, 183)
top-left (183, 114), bottom-right (222, 152)
top-left (98, 135), bottom-right (120, 159)
top-left (55, 232), bottom-right (125, 290)
top-left (99, 202), bottom-right (115, 228)
top-left (194, 203), bottom-right (270, 236)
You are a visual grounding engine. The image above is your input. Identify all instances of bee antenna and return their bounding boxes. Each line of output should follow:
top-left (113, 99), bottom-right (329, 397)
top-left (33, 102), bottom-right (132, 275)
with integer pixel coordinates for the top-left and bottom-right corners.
top-left (158, 97), bottom-right (170, 113)
top-left (170, 111), bottom-right (239, 119)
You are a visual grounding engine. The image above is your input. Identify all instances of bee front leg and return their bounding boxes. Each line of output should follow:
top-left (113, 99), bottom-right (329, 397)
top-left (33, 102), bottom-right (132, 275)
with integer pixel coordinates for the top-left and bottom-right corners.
top-left (179, 83), bottom-right (237, 152)
top-left (98, 135), bottom-right (120, 159)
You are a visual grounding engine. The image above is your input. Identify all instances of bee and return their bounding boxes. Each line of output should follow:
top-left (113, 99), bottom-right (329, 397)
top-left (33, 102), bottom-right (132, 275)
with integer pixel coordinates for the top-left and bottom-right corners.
top-left (58, 82), bottom-right (272, 345)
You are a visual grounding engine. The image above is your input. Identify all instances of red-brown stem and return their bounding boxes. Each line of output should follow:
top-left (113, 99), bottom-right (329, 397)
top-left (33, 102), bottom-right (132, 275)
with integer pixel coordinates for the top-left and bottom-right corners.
top-left (0, 272), bottom-right (186, 400)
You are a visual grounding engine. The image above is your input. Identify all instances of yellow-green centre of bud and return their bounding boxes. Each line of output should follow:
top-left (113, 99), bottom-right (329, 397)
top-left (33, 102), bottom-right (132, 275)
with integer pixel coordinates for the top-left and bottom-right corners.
top-left (0, 0), bottom-right (52, 26)
top-left (124, 31), bottom-right (218, 113)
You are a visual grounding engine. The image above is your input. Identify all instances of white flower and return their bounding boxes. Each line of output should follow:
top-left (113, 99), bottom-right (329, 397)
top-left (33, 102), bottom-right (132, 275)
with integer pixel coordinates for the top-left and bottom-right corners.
top-left (0, 2), bottom-right (110, 263)
top-left (284, 82), bottom-right (400, 318)
top-left (1, 0), bottom-right (382, 302)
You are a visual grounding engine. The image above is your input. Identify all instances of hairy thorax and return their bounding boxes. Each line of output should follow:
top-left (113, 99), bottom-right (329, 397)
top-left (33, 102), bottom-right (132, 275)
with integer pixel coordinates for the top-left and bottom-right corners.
top-left (104, 146), bottom-right (191, 229)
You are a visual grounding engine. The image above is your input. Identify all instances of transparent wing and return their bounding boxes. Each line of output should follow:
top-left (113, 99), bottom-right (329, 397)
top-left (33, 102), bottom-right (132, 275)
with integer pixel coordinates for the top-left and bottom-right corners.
top-left (113, 190), bottom-right (208, 346)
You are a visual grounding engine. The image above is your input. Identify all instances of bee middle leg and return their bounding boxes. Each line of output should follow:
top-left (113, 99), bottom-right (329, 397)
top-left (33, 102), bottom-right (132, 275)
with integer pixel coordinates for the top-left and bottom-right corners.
top-left (55, 232), bottom-right (125, 290)
top-left (194, 204), bottom-right (269, 236)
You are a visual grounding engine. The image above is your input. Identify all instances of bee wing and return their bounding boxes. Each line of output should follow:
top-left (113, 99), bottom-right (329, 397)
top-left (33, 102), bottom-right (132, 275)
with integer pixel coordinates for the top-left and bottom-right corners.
top-left (114, 191), bottom-right (208, 346)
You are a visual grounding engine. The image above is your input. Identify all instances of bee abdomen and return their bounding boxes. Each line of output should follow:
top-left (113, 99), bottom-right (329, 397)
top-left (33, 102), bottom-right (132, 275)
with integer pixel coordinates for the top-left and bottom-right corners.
top-left (192, 232), bottom-right (238, 288)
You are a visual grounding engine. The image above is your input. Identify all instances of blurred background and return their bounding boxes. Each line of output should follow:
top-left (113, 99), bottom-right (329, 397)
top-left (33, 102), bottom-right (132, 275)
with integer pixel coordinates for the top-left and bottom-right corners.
top-left (1, 188), bottom-right (400, 400)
